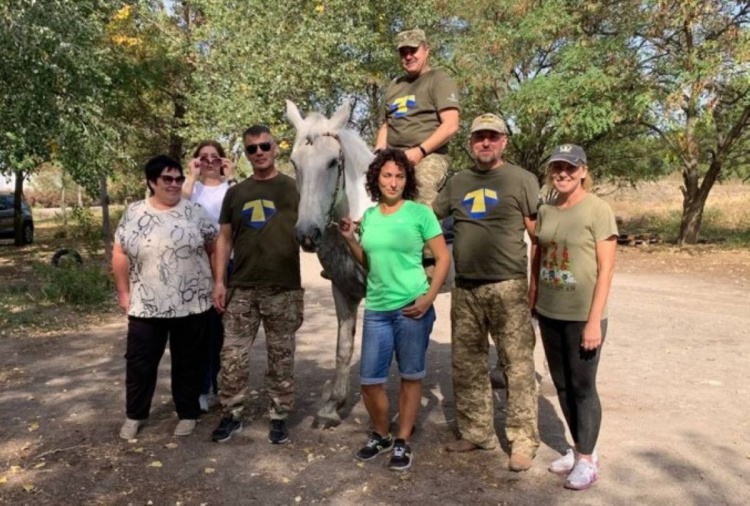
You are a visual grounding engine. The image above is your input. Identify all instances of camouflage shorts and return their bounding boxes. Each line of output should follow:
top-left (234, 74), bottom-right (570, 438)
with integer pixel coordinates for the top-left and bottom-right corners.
top-left (451, 278), bottom-right (539, 454)
top-left (415, 153), bottom-right (450, 206)
top-left (219, 286), bottom-right (304, 420)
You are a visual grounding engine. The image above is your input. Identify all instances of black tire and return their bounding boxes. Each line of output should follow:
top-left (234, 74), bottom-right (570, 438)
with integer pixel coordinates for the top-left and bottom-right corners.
top-left (52, 248), bottom-right (83, 267)
top-left (22, 222), bottom-right (34, 245)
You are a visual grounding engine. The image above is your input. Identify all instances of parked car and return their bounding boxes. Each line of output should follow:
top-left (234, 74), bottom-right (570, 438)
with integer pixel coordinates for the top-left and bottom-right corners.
top-left (0, 193), bottom-right (34, 244)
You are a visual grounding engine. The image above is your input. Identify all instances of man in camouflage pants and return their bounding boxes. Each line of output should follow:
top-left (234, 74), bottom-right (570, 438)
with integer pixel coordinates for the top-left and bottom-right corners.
top-left (374, 28), bottom-right (460, 206)
top-left (211, 125), bottom-right (304, 444)
top-left (433, 114), bottom-right (540, 472)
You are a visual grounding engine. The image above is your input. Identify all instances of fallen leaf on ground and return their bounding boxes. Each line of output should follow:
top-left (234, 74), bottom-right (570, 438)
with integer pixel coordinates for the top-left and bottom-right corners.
top-left (33, 462), bottom-right (46, 469)
top-left (22, 483), bottom-right (34, 492)
top-left (356, 462), bottom-right (365, 469)
top-left (148, 461), bottom-right (162, 468)
top-left (27, 423), bottom-right (39, 432)
top-left (9, 466), bottom-right (21, 474)
top-left (295, 496), bottom-right (302, 503)
top-left (204, 468), bottom-right (215, 474)
top-left (133, 447), bottom-right (144, 453)
top-left (164, 443), bottom-right (178, 449)
top-left (307, 453), bottom-right (315, 462)
top-left (281, 477), bottom-right (290, 483)
top-left (0, 476), bottom-right (7, 484)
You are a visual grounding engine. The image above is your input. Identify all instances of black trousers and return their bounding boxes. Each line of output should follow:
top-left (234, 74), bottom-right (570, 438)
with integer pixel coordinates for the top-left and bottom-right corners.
top-left (125, 311), bottom-right (211, 420)
top-left (202, 307), bottom-right (224, 396)
top-left (538, 315), bottom-right (607, 455)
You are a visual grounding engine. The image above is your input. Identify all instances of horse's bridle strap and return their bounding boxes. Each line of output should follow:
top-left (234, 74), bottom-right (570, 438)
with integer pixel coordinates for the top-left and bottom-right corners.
top-left (321, 132), bottom-right (345, 228)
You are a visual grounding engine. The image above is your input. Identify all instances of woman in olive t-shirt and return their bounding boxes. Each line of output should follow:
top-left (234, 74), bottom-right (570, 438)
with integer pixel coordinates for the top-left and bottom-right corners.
top-left (530, 144), bottom-right (618, 491)
top-left (338, 149), bottom-right (450, 471)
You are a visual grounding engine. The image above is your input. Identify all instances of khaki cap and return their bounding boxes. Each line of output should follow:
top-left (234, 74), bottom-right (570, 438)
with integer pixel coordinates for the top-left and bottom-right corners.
top-left (396, 29), bottom-right (427, 49)
top-left (470, 113), bottom-right (508, 135)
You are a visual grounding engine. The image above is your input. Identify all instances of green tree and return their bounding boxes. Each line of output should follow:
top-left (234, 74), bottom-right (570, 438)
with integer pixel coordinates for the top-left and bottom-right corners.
top-left (635, 0), bottom-right (749, 244)
top-left (0, 0), bottom-right (123, 250)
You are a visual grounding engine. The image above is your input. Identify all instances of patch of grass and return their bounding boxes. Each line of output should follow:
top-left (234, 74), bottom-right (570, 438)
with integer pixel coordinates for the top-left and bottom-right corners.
top-left (32, 261), bottom-right (113, 305)
top-left (610, 178), bottom-right (750, 248)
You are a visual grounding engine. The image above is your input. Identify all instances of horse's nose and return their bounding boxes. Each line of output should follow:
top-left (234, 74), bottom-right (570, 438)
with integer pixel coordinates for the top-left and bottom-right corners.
top-left (295, 226), bottom-right (322, 252)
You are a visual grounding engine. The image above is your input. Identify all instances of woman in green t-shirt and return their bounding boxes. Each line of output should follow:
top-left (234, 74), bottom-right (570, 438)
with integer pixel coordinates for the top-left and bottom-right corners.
top-left (530, 144), bottom-right (618, 491)
top-left (338, 149), bottom-right (450, 471)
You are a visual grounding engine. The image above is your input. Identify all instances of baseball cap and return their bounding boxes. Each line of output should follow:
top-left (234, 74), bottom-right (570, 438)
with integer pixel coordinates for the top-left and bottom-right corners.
top-left (470, 113), bottom-right (509, 135)
top-left (396, 29), bottom-right (427, 49)
top-left (547, 144), bottom-right (587, 166)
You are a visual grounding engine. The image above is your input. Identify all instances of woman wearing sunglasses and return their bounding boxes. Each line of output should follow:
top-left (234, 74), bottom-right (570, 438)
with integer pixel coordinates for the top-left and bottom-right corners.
top-left (530, 144), bottom-right (617, 490)
top-left (182, 141), bottom-right (236, 412)
top-left (113, 155), bottom-right (218, 440)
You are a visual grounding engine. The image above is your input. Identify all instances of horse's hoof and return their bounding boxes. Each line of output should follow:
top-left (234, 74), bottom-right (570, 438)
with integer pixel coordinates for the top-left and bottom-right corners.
top-left (313, 415), bottom-right (341, 429)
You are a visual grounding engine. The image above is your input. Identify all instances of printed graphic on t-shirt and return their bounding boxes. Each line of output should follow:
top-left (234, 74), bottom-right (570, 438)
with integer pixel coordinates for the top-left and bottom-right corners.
top-left (462, 188), bottom-right (499, 218)
top-left (242, 199), bottom-right (276, 228)
top-left (540, 239), bottom-right (577, 291)
top-left (390, 95), bottom-right (417, 118)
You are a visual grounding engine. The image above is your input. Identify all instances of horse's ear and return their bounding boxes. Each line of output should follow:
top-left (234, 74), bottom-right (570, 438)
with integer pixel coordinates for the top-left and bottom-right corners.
top-left (330, 99), bottom-right (352, 130)
top-left (286, 100), bottom-right (304, 130)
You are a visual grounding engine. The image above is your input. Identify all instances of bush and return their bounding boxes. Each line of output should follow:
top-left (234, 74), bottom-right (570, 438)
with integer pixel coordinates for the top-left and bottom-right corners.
top-left (32, 261), bottom-right (113, 306)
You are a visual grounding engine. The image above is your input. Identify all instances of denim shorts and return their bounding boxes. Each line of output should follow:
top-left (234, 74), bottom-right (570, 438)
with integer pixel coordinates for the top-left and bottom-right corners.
top-left (359, 303), bottom-right (436, 385)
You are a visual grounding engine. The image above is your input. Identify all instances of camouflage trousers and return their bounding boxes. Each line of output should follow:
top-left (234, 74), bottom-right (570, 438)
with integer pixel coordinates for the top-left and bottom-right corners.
top-left (451, 278), bottom-right (539, 455)
top-left (219, 286), bottom-right (304, 420)
top-left (414, 153), bottom-right (450, 206)
top-left (416, 153), bottom-right (450, 281)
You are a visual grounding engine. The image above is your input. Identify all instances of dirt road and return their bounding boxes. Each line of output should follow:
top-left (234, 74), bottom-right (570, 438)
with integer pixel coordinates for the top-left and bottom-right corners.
top-left (1, 250), bottom-right (749, 505)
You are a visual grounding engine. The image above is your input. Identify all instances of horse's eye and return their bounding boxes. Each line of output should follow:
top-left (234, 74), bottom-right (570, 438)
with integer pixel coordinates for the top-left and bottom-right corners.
top-left (328, 159), bottom-right (338, 170)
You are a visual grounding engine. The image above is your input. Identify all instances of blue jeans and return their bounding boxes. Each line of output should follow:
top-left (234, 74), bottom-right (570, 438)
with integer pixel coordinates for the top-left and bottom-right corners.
top-left (360, 304), bottom-right (436, 385)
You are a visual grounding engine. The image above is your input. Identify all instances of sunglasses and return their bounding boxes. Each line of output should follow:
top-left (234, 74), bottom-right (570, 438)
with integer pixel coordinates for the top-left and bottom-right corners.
top-left (200, 156), bottom-right (222, 165)
top-left (158, 175), bottom-right (186, 185)
top-left (245, 142), bottom-right (272, 155)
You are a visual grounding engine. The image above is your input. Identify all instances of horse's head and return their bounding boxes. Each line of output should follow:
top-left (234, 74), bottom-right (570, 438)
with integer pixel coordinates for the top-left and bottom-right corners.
top-left (286, 99), bottom-right (351, 252)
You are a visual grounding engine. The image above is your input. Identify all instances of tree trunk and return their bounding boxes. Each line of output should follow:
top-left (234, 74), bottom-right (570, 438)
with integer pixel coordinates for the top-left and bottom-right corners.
top-left (168, 94), bottom-right (186, 161)
top-left (678, 157), bottom-right (723, 245)
top-left (677, 192), bottom-right (705, 245)
top-left (100, 174), bottom-right (112, 265)
top-left (13, 170), bottom-right (25, 246)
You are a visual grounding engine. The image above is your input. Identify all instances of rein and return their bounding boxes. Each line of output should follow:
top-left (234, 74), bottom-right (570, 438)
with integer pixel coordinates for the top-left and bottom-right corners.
top-left (317, 132), bottom-right (346, 228)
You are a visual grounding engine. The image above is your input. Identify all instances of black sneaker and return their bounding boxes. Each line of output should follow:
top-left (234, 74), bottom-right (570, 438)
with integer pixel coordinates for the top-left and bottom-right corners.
top-left (268, 419), bottom-right (289, 444)
top-left (389, 439), bottom-right (412, 471)
top-left (356, 431), bottom-right (394, 461)
top-left (211, 415), bottom-right (242, 443)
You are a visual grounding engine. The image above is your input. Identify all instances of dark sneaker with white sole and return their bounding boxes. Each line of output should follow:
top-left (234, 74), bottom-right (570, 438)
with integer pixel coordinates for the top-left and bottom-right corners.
top-left (268, 419), bottom-right (289, 444)
top-left (211, 415), bottom-right (242, 443)
top-left (356, 431), bottom-right (394, 461)
top-left (388, 438), bottom-right (412, 471)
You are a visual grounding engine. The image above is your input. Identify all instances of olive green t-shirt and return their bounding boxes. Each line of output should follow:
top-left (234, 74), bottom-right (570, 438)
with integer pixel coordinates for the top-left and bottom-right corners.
top-left (384, 68), bottom-right (460, 153)
top-left (219, 173), bottom-right (301, 290)
top-left (433, 164), bottom-right (539, 281)
top-left (535, 194), bottom-right (618, 321)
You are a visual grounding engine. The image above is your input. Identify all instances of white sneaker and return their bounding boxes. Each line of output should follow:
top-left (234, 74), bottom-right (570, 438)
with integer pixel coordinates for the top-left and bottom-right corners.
top-left (549, 448), bottom-right (599, 475)
top-left (565, 458), bottom-right (599, 490)
top-left (119, 418), bottom-right (144, 440)
top-left (173, 419), bottom-right (197, 436)
top-left (549, 448), bottom-right (575, 475)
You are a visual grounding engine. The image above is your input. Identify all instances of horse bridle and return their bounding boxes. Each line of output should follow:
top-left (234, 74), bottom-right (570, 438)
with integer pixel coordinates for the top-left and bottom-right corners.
top-left (306, 132), bottom-right (346, 228)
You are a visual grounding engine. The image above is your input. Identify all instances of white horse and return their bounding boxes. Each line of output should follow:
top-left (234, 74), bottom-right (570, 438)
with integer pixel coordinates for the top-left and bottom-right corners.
top-left (286, 99), bottom-right (374, 427)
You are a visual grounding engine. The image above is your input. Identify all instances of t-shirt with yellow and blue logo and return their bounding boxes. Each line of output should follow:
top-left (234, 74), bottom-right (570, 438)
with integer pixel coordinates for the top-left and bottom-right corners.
top-left (219, 173), bottom-right (301, 289)
top-left (433, 164), bottom-right (540, 282)
top-left (360, 200), bottom-right (443, 311)
top-left (384, 69), bottom-right (460, 153)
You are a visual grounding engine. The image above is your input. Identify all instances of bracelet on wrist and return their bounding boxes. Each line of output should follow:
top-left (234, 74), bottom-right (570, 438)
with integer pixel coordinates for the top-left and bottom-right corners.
top-left (418, 145), bottom-right (428, 157)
